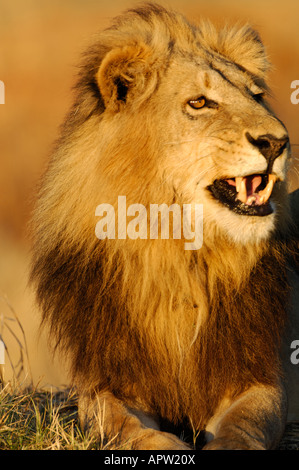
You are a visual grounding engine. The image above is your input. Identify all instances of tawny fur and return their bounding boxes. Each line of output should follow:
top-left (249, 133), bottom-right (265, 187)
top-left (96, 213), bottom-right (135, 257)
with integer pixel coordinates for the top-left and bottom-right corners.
top-left (30, 3), bottom-right (299, 448)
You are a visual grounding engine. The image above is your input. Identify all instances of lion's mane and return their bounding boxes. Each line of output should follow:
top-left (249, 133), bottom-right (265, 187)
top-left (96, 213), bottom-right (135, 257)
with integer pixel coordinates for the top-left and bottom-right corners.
top-left (30, 4), bottom-right (293, 429)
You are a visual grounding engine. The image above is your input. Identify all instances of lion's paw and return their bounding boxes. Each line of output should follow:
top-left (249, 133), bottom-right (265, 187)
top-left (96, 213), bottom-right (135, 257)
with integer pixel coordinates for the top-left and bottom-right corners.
top-left (132, 429), bottom-right (192, 450)
top-left (203, 437), bottom-right (264, 450)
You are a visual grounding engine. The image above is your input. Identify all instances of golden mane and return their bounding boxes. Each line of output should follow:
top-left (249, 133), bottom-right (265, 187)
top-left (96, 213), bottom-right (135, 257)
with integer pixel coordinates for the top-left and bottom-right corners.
top-left (30, 3), bottom-right (294, 433)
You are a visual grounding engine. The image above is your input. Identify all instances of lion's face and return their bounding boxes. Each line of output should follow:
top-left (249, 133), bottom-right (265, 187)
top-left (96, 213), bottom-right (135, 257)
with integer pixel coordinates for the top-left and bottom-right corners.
top-left (94, 14), bottom-right (290, 246)
top-left (145, 55), bottom-right (290, 245)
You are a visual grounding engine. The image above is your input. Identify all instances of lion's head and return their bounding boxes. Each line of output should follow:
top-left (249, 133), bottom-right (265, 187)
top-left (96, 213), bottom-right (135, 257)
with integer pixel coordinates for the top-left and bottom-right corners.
top-left (101, 4), bottom-right (290, 240)
top-left (34, 3), bottom-right (291, 253)
top-left (40, 3), bottom-right (291, 254)
top-left (31, 4), bottom-right (292, 427)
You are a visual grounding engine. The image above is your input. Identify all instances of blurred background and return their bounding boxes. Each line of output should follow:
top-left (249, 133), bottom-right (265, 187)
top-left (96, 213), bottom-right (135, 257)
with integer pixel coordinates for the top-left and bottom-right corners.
top-left (0, 0), bottom-right (298, 389)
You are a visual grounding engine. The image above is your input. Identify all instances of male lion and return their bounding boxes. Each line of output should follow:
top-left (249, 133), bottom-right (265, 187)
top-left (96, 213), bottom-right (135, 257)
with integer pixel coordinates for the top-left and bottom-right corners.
top-left (30, 4), bottom-right (299, 450)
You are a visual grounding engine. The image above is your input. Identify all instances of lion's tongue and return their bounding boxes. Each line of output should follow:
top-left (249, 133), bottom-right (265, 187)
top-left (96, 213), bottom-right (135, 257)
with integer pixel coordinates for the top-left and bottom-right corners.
top-left (245, 175), bottom-right (262, 198)
top-left (227, 175), bottom-right (276, 206)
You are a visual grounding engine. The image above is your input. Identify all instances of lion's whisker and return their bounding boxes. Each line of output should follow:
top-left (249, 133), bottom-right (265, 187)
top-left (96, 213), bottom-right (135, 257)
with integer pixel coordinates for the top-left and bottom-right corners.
top-left (290, 167), bottom-right (299, 180)
top-left (194, 167), bottom-right (212, 181)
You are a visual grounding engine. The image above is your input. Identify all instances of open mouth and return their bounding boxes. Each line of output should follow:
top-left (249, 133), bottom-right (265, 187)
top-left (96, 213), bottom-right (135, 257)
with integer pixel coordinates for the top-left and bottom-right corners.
top-left (208, 174), bottom-right (277, 216)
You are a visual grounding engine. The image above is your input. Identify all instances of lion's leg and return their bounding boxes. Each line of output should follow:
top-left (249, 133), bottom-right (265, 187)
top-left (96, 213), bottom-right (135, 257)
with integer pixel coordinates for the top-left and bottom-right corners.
top-left (78, 390), bottom-right (190, 450)
top-left (204, 384), bottom-right (287, 450)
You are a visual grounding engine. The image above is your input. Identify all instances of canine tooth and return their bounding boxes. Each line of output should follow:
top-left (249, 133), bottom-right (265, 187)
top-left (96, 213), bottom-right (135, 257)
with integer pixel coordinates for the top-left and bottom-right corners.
top-left (236, 177), bottom-right (247, 203)
top-left (235, 177), bottom-right (243, 193)
top-left (259, 194), bottom-right (266, 204)
top-left (269, 174), bottom-right (277, 184)
top-left (258, 174), bottom-right (277, 203)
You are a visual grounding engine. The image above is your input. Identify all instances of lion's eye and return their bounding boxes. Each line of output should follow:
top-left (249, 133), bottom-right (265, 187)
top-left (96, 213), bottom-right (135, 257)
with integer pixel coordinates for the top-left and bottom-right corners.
top-left (188, 97), bottom-right (206, 109)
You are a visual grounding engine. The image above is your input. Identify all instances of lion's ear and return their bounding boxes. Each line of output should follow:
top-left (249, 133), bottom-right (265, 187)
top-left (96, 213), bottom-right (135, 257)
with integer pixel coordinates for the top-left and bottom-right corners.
top-left (96, 43), bottom-right (156, 111)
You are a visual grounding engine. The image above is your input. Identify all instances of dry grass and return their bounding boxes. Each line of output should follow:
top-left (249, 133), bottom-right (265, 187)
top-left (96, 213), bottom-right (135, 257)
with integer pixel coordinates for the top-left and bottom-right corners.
top-left (0, 387), bottom-right (80, 450)
top-left (0, 293), bottom-right (33, 386)
top-left (0, 384), bottom-right (298, 450)
top-left (0, 386), bottom-right (107, 450)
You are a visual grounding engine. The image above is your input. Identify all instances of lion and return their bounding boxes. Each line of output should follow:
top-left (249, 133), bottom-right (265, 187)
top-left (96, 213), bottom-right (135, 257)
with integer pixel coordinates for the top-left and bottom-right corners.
top-left (30, 3), bottom-right (299, 450)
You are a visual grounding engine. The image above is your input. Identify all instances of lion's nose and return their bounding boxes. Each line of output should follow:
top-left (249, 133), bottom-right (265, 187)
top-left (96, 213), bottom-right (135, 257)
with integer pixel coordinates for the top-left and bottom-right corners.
top-left (245, 132), bottom-right (289, 171)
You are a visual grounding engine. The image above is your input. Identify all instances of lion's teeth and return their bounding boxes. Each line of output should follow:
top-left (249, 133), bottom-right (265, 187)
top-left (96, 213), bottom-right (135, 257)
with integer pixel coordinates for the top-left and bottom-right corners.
top-left (236, 177), bottom-right (247, 203)
top-left (235, 177), bottom-right (243, 194)
top-left (235, 174), bottom-right (277, 205)
top-left (258, 174), bottom-right (277, 203)
top-left (247, 195), bottom-right (257, 205)
top-left (259, 194), bottom-right (266, 204)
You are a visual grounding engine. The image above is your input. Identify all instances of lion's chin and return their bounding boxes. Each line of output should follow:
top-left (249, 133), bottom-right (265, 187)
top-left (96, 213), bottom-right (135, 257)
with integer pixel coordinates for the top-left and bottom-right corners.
top-left (203, 196), bottom-right (277, 245)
